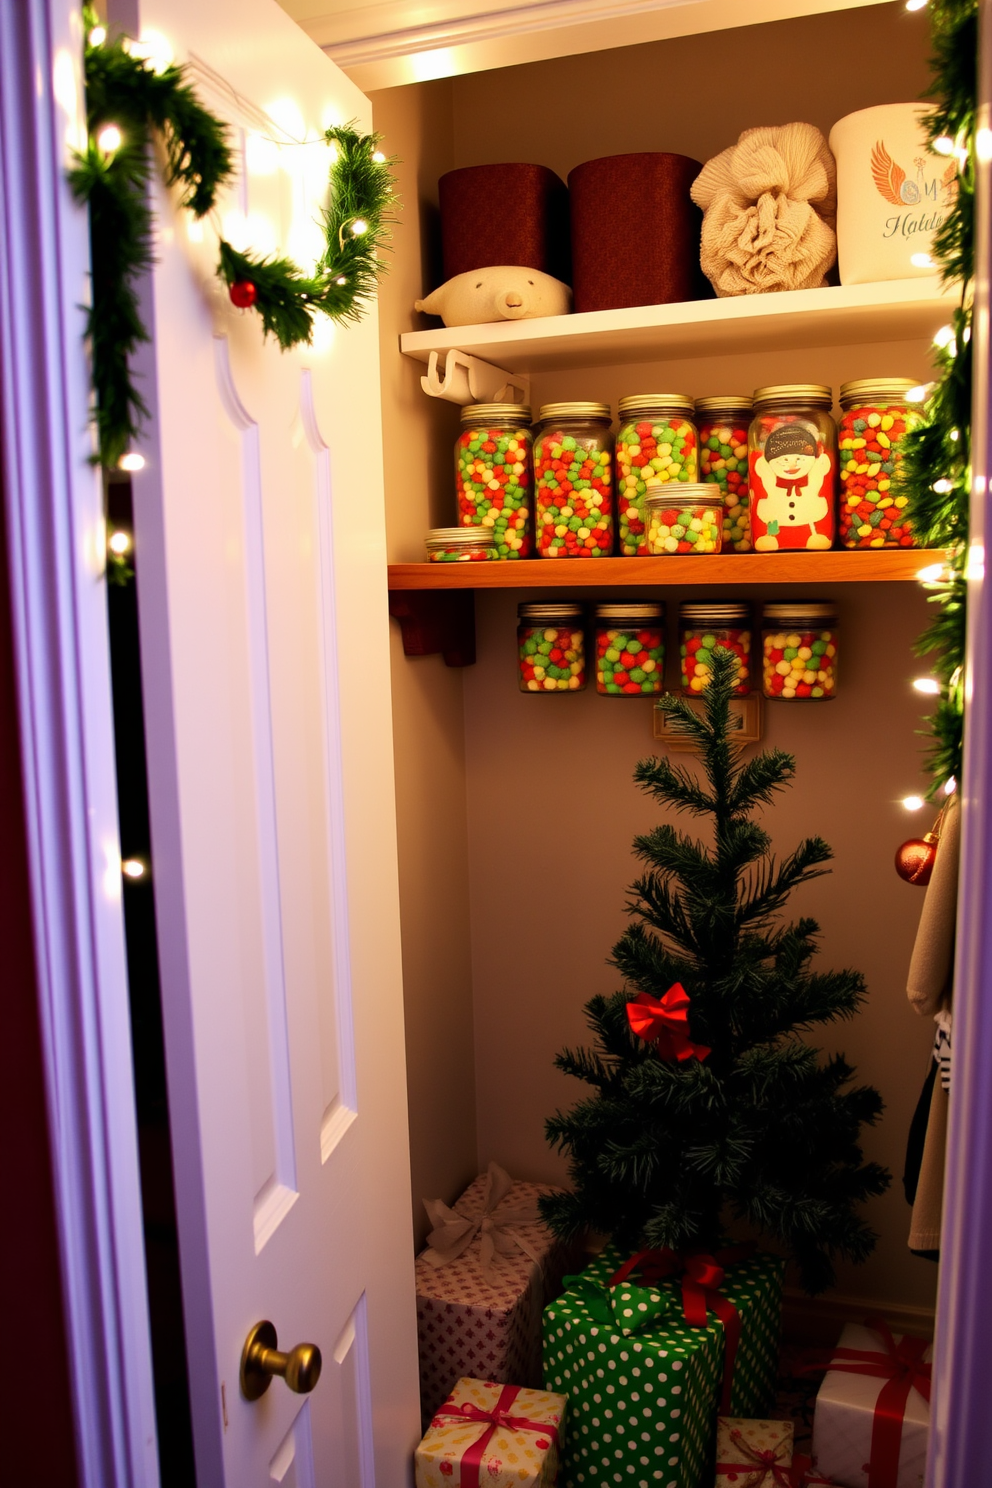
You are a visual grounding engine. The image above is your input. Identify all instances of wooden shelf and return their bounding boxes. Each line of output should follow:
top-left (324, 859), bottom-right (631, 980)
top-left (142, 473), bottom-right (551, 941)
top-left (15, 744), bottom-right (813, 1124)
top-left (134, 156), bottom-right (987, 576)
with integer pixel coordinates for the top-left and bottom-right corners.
top-left (388, 550), bottom-right (943, 591)
top-left (400, 278), bottom-right (953, 376)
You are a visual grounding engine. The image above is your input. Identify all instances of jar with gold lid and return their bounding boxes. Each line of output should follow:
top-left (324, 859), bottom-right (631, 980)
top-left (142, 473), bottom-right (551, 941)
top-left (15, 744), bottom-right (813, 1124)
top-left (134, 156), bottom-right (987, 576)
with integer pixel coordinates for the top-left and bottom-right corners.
top-left (533, 402), bottom-right (614, 557)
top-left (696, 395), bottom-right (753, 551)
top-left (838, 378), bottom-right (920, 548)
top-left (615, 394), bottom-right (697, 555)
top-left (455, 402), bottom-right (533, 558)
top-left (748, 384), bottom-right (837, 552)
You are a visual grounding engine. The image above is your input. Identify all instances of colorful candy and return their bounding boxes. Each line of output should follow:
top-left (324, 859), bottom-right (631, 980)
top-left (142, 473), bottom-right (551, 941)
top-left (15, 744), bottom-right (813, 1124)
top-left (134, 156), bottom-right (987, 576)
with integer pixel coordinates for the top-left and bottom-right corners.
top-left (456, 403), bottom-right (533, 559)
top-left (679, 603), bottom-right (752, 696)
top-left (838, 380), bottom-right (920, 548)
top-left (761, 604), bottom-right (838, 699)
top-left (615, 396), bottom-right (697, 554)
top-left (645, 482), bottom-right (722, 554)
top-left (696, 396), bottom-right (752, 551)
top-left (748, 386), bottom-right (837, 551)
top-left (533, 402), bottom-right (614, 558)
top-left (595, 603), bottom-right (665, 696)
top-left (425, 527), bottom-right (496, 562)
top-left (518, 604), bottom-right (586, 692)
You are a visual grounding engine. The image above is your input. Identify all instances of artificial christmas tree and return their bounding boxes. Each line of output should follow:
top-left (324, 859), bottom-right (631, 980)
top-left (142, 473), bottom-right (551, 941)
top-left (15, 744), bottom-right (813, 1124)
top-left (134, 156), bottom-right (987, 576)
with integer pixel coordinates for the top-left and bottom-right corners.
top-left (541, 649), bottom-right (890, 1294)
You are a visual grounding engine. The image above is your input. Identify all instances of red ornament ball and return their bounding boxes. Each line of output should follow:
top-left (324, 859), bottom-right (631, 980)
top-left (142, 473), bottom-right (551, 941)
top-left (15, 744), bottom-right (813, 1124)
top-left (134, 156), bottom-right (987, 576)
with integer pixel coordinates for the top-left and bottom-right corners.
top-left (229, 280), bottom-right (257, 309)
top-left (895, 835), bottom-right (938, 886)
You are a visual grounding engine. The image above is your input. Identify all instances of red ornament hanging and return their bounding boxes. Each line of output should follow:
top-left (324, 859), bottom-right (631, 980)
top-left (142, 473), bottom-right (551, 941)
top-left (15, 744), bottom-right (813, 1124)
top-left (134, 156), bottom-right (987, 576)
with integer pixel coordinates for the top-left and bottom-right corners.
top-left (894, 808), bottom-right (945, 886)
top-left (229, 280), bottom-right (257, 309)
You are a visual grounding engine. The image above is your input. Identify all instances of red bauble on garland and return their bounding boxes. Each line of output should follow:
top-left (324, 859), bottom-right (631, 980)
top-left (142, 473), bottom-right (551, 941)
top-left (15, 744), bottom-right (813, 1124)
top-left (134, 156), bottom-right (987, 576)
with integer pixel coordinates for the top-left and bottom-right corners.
top-left (229, 280), bottom-right (257, 309)
top-left (894, 833), bottom-right (939, 886)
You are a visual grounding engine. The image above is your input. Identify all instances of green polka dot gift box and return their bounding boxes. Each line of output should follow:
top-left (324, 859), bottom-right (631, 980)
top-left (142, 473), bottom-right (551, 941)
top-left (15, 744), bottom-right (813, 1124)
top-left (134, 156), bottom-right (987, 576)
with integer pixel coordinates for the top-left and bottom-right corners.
top-left (541, 1247), bottom-right (784, 1488)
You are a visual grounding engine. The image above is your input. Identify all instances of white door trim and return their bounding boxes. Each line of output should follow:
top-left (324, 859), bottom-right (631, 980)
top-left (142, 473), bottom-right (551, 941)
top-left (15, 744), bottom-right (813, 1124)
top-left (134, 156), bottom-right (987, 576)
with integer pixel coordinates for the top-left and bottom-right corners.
top-left (0, 4), bottom-right (159, 1486)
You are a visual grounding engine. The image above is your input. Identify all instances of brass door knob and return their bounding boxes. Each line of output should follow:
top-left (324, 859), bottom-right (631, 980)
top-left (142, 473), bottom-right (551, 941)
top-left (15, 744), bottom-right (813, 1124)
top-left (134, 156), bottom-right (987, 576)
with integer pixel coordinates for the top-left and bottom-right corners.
top-left (240, 1320), bottom-right (323, 1401)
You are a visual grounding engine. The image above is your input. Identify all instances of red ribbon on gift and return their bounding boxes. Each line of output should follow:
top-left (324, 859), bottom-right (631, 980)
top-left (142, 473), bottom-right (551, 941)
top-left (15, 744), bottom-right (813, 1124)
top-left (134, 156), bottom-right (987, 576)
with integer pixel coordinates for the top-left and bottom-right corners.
top-left (801, 1315), bottom-right (931, 1488)
top-left (431, 1384), bottom-right (560, 1488)
top-left (608, 1244), bottom-right (752, 1411)
top-left (715, 1426), bottom-right (793, 1487)
top-left (626, 984), bottom-right (712, 1062)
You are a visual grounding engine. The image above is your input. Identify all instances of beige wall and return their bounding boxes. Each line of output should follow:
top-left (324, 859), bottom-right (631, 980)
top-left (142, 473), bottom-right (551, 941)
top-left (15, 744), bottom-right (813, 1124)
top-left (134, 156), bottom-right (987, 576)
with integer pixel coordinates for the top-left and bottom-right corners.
top-left (375, 2), bottom-right (942, 1304)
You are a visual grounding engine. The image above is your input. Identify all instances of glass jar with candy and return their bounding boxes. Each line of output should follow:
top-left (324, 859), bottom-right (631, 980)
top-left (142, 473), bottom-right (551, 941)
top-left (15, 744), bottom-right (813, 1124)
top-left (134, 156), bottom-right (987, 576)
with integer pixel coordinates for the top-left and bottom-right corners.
top-left (679, 603), bottom-right (753, 696)
top-left (455, 403), bottom-right (533, 559)
top-left (594, 603), bottom-right (665, 696)
top-left (761, 602), bottom-right (838, 700)
top-left (645, 482), bottom-right (723, 554)
top-left (425, 527), bottom-right (496, 563)
top-left (748, 385), bottom-right (837, 552)
top-left (838, 379), bottom-right (920, 548)
top-left (695, 396), bottom-right (753, 552)
top-left (517, 603), bottom-right (586, 692)
top-left (533, 402), bottom-right (614, 557)
top-left (615, 394), bottom-right (698, 555)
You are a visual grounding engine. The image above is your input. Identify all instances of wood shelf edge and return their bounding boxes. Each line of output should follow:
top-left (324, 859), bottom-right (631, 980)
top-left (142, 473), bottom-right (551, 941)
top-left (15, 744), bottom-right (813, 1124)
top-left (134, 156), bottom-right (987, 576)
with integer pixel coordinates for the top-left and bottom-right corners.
top-left (387, 551), bottom-right (945, 591)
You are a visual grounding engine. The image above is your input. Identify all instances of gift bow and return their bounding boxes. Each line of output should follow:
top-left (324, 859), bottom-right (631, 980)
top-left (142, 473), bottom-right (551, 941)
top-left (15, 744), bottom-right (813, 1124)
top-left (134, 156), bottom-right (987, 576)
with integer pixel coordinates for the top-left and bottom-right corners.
top-left (802, 1316), bottom-right (931, 1488)
top-left (431, 1384), bottom-right (560, 1488)
top-left (561, 1270), bottom-right (677, 1336)
top-left (610, 1245), bottom-right (753, 1412)
top-left (716, 1426), bottom-right (793, 1487)
top-left (422, 1163), bottom-right (545, 1283)
top-left (626, 984), bottom-right (712, 1062)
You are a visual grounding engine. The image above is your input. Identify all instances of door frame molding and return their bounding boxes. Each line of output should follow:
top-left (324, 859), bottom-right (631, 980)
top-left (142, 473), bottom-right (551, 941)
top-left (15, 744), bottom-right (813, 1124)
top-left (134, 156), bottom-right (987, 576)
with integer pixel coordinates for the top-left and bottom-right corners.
top-left (0, 4), bottom-right (159, 1485)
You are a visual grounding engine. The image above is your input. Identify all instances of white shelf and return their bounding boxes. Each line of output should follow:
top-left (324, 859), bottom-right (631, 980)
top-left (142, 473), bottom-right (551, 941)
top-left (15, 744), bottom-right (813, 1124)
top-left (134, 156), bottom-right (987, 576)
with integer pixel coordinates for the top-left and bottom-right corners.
top-left (399, 277), bottom-right (954, 375)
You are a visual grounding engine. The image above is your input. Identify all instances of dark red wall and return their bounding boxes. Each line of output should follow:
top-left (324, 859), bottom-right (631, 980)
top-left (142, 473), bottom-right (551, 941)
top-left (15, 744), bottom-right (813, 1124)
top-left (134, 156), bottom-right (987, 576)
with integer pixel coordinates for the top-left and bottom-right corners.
top-left (0, 488), bottom-right (79, 1485)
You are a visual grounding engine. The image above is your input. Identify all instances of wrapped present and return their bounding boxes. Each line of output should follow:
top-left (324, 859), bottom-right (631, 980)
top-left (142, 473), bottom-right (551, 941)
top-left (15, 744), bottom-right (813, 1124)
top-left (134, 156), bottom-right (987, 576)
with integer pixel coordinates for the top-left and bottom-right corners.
top-left (416, 1164), bottom-right (575, 1425)
top-left (715, 1417), bottom-right (794, 1486)
top-left (810, 1319), bottom-right (931, 1488)
top-left (543, 1245), bottom-right (784, 1488)
top-left (415, 1376), bottom-right (566, 1488)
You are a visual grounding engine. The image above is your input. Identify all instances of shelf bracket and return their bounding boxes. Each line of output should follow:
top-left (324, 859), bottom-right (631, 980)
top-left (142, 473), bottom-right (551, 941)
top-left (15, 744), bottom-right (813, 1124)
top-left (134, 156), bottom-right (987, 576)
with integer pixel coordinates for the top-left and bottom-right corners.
top-left (419, 349), bottom-right (529, 406)
top-left (388, 589), bottom-right (476, 667)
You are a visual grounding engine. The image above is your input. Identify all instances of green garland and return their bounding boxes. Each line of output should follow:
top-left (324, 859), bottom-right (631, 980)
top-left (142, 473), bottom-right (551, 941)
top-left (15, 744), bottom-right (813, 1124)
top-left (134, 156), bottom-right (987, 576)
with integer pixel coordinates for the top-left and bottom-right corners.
top-left (900, 0), bottom-right (977, 795)
top-left (69, 10), bottom-right (398, 470)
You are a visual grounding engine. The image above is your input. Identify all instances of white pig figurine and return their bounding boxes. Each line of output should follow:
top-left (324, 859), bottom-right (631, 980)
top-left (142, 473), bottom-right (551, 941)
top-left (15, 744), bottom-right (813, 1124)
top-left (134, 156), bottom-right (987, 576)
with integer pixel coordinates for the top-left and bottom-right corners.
top-left (414, 266), bottom-right (572, 327)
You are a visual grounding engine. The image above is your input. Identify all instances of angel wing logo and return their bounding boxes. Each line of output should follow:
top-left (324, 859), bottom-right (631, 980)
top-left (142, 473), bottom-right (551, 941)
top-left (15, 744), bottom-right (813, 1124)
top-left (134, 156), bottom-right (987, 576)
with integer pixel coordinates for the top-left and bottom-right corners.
top-left (871, 140), bottom-right (920, 204)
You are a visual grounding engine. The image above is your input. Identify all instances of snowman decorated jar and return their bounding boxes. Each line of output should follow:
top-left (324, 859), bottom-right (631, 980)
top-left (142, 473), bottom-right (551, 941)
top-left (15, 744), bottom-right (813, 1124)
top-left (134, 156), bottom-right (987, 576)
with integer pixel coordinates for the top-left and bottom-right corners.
top-left (748, 385), bottom-right (837, 551)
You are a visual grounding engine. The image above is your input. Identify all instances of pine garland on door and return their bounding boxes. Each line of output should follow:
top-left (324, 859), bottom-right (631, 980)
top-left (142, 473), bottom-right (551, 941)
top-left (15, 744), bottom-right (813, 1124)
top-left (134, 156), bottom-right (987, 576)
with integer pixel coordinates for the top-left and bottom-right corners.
top-left (69, 10), bottom-right (398, 470)
top-left (541, 653), bottom-right (890, 1295)
top-left (899, 0), bottom-right (977, 795)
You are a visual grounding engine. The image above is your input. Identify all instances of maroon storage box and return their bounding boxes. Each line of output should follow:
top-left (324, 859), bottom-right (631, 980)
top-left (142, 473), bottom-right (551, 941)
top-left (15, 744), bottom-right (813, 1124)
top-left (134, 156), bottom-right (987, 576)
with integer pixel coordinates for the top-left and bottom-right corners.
top-left (568, 152), bottom-right (706, 312)
top-left (439, 163), bottom-right (570, 283)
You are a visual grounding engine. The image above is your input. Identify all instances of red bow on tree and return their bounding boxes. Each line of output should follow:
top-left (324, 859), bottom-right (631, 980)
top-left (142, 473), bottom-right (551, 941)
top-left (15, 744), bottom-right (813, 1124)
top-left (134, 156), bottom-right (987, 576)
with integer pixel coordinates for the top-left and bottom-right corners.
top-left (610, 1244), bottom-right (752, 1411)
top-left (626, 984), bottom-right (711, 1062)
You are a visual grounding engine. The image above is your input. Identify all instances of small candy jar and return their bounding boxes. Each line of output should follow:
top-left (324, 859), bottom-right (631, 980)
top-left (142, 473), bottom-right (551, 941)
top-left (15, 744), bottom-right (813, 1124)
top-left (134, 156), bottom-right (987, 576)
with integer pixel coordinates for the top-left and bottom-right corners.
top-left (748, 385), bottom-right (837, 552)
top-left (838, 378), bottom-right (920, 548)
top-left (424, 527), bottom-right (496, 562)
top-left (762, 602), bottom-right (838, 699)
top-left (695, 395), bottom-right (753, 552)
top-left (594, 603), bottom-right (665, 696)
top-left (679, 603), bottom-right (753, 696)
top-left (533, 402), bottom-right (614, 557)
top-left (615, 394), bottom-right (698, 555)
top-left (645, 482), bottom-right (722, 554)
top-left (517, 603), bottom-right (586, 692)
top-left (455, 402), bottom-right (533, 559)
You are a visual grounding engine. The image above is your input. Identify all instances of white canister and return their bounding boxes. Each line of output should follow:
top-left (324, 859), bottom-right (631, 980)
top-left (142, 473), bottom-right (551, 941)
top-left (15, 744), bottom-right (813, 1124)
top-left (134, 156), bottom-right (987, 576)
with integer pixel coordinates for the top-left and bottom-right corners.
top-left (829, 103), bottom-right (954, 285)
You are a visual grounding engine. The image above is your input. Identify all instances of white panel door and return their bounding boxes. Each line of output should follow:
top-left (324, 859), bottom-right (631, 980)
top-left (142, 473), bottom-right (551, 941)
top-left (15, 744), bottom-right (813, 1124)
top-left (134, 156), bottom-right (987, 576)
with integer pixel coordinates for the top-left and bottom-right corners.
top-left (119, 2), bottom-right (420, 1482)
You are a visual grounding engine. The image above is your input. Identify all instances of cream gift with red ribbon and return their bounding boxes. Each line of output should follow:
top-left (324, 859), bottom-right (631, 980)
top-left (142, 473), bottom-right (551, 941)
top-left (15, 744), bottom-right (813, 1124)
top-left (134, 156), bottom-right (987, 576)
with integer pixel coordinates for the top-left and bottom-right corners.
top-left (416, 1164), bottom-right (576, 1426)
top-left (415, 1376), bottom-right (566, 1488)
top-left (715, 1417), bottom-right (795, 1486)
top-left (810, 1318), bottom-right (931, 1488)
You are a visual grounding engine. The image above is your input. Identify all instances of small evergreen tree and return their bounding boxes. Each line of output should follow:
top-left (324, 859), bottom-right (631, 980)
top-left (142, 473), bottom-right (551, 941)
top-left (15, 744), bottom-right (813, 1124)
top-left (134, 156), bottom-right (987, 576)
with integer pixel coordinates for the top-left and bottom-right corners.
top-left (541, 650), bottom-right (890, 1293)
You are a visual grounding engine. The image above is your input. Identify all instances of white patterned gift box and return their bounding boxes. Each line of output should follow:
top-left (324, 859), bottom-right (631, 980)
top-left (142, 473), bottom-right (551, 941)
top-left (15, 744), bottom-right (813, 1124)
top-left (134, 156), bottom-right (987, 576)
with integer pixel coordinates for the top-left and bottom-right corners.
top-left (811, 1321), bottom-right (931, 1488)
top-left (415, 1376), bottom-right (566, 1488)
top-left (416, 1164), bottom-right (576, 1426)
top-left (715, 1416), bottom-right (794, 1486)
top-left (542, 1246), bottom-right (784, 1488)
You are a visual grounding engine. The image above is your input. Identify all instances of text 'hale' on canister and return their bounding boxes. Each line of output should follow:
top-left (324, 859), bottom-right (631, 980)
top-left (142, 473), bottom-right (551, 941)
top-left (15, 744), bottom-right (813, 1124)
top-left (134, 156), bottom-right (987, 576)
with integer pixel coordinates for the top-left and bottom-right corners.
top-left (438, 164), bottom-right (571, 284)
top-left (567, 153), bottom-right (707, 313)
